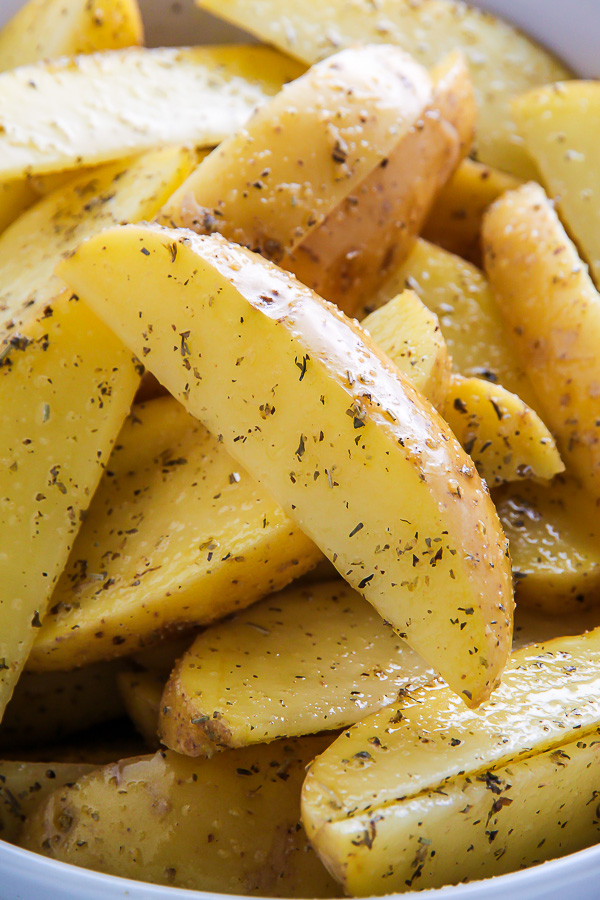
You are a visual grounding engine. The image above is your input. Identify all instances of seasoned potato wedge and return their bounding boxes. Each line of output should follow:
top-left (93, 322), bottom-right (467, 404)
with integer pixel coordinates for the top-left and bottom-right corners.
top-left (513, 82), bottom-right (600, 287)
top-left (444, 376), bottom-right (563, 486)
top-left (118, 671), bottom-right (164, 749)
top-left (0, 149), bottom-right (195, 718)
top-left (494, 476), bottom-right (600, 614)
top-left (362, 290), bottom-right (451, 411)
top-left (372, 238), bottom-right (539, 410)
top-left (483, 182), bottom-right (600, 498)
top-left (195, 0), bottom-right (569, 178)
top-left (422, 158), bottom-right (522, 266)
top-left (0, 46), bottom-right (302, 180)
top-left (58, 223), bottom-right (513, 706)
top-left (0, 0), bottom-right (143, 71)
top-left (160, 581), bottom-right (436, 756)
top-left (286, 53), bottom-right (473, 315)
top-left (160, 45), bottom-right (431, 261)
top-left (29, 396), bottom-right (320, 670)
top-left (21, 740), bottom-right (342, 897)
top-left (302, 629), bottom-right (600, 893)
top-left (0, 662), bottom-right (126, 751)
top-left (1, 760), bottom-right (95, 843)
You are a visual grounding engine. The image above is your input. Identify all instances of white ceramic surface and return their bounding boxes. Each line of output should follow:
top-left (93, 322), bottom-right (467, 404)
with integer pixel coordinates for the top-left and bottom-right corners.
top-left (0, 1), bottom-right (599, 898)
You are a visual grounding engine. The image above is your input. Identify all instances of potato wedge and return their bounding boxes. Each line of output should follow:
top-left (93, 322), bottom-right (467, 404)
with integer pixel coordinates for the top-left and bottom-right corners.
top-left (0, 149), bottom-right (196, 718)
top-left (195, 0), bottom-right (569, 178)
top-left (422, 158), bottom-right (522, 266)
top-left (21, 740), bottom-right (342, 897)
top-left (0, 46), bottom-right (303, 180)
top-left (494, 475), bottom-right (600, 614)
top-left (0, 0), bottom-right (143, 72)
top-left (160, 45), bottom-right (431, 262)
top-left (118, 671), bottom-right (164, 749)
top-left (371, 238), bottom-right (539, 410)
top-left (58, 223), bottom-right (513, 706)
top-left (362, 290), bottom-right (451, 411)
top-left (0, 178), bottom-right (38, 235)
top-left (1, 760), bottom-right (95, 843)
top-left (0, 662), bottom-right (126, 751)
top-left (160, 581), bottom-right (436, 756)
top-left (444, 376), bottom-right (563, 486)
top-left (483, 182), bottom-right (600, 498)
top-left (302, 628), bottom-right (600, 893)
top-left (513, 82), bottom-right (600, 287)
top-left (29, 396), bottom-right (320, 670)
top-left (286, 53), bottom-right (472, 316)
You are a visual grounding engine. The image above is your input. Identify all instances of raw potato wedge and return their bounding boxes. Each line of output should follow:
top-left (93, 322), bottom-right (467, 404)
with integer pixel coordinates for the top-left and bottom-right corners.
top-left (160, 45), bottom-right (432, 261)
top-left (302, 629), bottom-right (600, 894)
top-left (513, 82), bottom-right (600, 287)
top-left (0, 0), bottom-right (143, 72)
top-left (287, 53), bottom-right (473, 317)
top-left (0, 662), bottom-right (126, 751)
top-left (483, 182), bottom-right (600, 499)
top-left (21, 740), bottom-right (342, 897)
top-left (118, 671), bottom-right (164, 749)
top-left (0, 149), bottom-right (196, 718)
top-left (195, 0), bottom-right (570, 178)
top-left (362, 290), bottom-right (451, 412)
top-left (0, 46), bottom-right (303, 180)
top-left (422, 158), bottom-right (522, 266)
top-left (0, 760), bottom-right (95, 843)
top-left (29, 396), bottom-right (320, 670)
top-left (494, 475), bottom-right (600, 614)
top-left (160, 581), bottom-right (436, 756)
top-left (444, 376), bottom-right (563, 486)
top-left (371, 238), bottom-right (539, 410)
top-left (58, 224), bottom-right (514, 706)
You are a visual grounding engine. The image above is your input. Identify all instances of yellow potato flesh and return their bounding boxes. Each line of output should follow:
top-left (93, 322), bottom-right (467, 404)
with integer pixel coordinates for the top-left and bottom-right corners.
top-left (305, 729), bottom-right (600, 894)
top-left (372, 238), bottom-right (539, 410)
top-left (494, 475), bottom-right (600, 614)
top-left (0, 46), bottom-right (303, 179)
top-left (513, 82), bottom-right (600, 288)
top-left (444, 376), bottom-right (563, 486)
top-left (20, 741), bottom-right (342, 897)
top-left (0, 0), bottom-right (144, 230)
top-left (422, 158), bottom-right (522, 266)
top-left (0, 0), bottom-right (143, 72)
top-left (302, 628), bottom-right (600, 893)
top-left (117, 671), bottom-right (164, 749)
top-left (0, 760), bottom-right (95, 843)
top-left (0, 178), bottom-right (38, 235)
top-left (286, 53), bottom-right (473, 317)
top-left (160, 581), bottom-right (436, 756)
top-left (0, 149), bottom-right (196, 718)
top-left (57, 223), bottom-right (513, 706)
top-left (362, 290), bottom-right (451, 412)
top-left (483, 182), bottom-right (600, 499)
top-left (160, 45), bottom-right (431, 262)
top-left (195, 0), bottom-right (569, 178)
top-left (0, 661), bottom-right (126, 750)
top-left (29, 396), bottom-right (320, 670)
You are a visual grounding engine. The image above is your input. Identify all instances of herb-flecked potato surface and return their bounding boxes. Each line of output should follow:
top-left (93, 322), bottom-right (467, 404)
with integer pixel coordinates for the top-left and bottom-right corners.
top-left (302, 629), bottom-right (600, 893)
top-left (21, 739), bottom-right (342, 897)
top-left (57, 222), bottom-right (514, 706)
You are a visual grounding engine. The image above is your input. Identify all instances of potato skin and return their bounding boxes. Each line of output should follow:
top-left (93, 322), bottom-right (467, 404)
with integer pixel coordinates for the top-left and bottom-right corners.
top-left (58, 223), bottom-right (513, 705)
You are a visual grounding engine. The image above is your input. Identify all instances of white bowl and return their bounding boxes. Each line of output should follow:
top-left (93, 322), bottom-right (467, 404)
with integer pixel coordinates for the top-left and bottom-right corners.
top-left (0, 1), bottom-right (599, 898)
